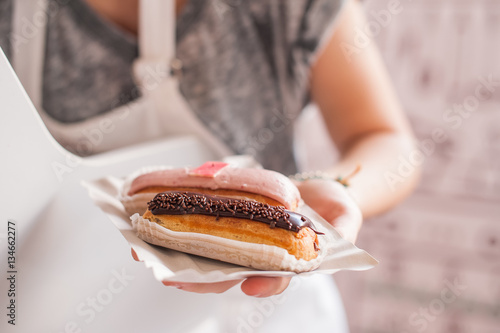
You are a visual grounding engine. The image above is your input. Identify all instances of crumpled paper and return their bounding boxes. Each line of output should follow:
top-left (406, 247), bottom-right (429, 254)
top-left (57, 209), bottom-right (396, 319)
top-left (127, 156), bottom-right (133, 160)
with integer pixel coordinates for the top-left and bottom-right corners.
top-left (82, 168), bottom-right (378, 283)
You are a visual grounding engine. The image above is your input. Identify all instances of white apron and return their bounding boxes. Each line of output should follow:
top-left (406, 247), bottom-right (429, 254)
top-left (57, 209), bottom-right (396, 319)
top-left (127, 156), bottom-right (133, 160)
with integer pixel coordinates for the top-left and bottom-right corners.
top-left (11, 1), bottom-right (349, 332)
top-left (12, 0), bottom-right (232, 158)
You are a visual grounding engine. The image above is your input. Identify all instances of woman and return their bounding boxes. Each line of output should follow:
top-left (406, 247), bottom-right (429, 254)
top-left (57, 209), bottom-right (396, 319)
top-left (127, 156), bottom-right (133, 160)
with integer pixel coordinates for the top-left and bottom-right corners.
top-left (1, 0), bottom-right (419, 331)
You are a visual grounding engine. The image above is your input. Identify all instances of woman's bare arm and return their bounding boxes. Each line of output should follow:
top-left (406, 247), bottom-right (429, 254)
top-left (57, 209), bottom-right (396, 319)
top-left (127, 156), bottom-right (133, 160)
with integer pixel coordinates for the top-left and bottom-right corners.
top-left (305, 0), bottom-right (420, 221)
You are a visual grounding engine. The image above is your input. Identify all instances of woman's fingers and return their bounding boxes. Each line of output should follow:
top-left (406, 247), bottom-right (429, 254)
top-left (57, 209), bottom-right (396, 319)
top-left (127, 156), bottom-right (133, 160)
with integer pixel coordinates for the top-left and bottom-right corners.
top-left (296, 179), bottom-right (363, 244)
top-left (159, 277), bottom-right (292, 296)
top-left (240, 277), bottom-right (291, 297)
top-left (162, 280), bottom-right (243, 294)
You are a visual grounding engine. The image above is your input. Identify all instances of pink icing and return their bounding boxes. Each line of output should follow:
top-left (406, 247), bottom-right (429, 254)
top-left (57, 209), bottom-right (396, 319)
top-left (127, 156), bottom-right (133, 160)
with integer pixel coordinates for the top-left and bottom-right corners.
top-left (128, 165), bottom-right (300, 210)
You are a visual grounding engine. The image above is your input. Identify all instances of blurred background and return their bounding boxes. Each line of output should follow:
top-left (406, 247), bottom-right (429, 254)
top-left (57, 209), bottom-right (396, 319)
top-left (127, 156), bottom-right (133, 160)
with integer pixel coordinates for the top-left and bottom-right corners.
top-left (297, 0), bottom-right (500, 332)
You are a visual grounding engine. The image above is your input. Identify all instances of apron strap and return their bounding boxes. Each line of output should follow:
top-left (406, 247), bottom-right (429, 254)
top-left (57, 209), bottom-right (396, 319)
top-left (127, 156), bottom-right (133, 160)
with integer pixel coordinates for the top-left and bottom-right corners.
top-left (133, 0), bottom-right (178, 93)
top-left (12, 0), bottom-right (174, 102)
top-left (12, 0), bottom-right (48, 109)
top-left (138, 0), bottom-right (175, 61)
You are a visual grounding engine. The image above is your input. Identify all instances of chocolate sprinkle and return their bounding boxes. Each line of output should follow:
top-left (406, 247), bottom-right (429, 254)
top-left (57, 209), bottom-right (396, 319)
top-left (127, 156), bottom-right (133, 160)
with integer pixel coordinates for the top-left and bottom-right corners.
top-left (148, 191), bottom-right (324, 235)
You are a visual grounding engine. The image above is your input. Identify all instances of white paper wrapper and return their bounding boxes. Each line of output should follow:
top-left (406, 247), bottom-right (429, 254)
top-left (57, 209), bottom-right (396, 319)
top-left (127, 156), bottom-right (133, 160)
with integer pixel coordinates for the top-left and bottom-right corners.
top-left (82, 172), bottom-right (378, 283)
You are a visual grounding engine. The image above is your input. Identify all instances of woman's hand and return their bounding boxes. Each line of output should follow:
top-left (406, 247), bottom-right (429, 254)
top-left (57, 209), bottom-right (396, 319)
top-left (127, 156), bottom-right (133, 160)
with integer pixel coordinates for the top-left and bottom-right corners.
top-left (131, 248), bottom-right (292, 296)
top-left (295, 179), bottom-right (363, 244)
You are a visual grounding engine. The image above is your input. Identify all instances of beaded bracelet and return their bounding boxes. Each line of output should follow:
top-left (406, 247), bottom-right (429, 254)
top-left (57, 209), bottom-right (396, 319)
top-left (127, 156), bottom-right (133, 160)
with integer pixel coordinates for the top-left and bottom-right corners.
top-left (290, 165), bottom-right (361, 187)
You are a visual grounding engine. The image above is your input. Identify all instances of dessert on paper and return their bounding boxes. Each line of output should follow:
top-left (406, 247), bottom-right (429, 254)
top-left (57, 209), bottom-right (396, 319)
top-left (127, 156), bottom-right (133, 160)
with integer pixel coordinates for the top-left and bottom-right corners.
top-left (83, 160), bottom-right (378, 283)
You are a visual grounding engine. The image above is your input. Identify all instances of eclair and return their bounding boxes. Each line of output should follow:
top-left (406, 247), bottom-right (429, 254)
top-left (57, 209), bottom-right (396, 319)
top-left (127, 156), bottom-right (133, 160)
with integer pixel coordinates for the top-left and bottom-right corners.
top-left (126, 162), bottom-right (325, 272)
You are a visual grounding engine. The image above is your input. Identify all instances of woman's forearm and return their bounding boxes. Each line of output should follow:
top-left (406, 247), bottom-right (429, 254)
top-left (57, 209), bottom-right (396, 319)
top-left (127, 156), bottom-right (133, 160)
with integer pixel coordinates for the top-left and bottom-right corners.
top-left (325, 130), bottom-right (421, 219)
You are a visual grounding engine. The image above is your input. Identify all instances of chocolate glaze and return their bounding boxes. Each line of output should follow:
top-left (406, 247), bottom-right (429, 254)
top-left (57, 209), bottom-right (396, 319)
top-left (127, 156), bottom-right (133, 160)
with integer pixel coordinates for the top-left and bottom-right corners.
top-left (148, 191), bottom-right (324, 235)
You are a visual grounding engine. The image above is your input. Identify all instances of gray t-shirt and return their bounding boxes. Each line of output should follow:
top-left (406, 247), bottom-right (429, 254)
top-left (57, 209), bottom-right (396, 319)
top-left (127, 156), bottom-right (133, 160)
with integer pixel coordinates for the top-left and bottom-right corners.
top-left (0, 0), bottom-right (345, 174)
